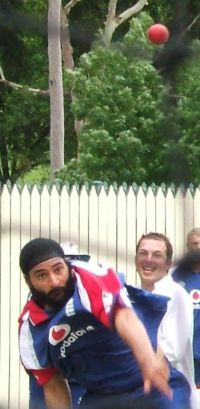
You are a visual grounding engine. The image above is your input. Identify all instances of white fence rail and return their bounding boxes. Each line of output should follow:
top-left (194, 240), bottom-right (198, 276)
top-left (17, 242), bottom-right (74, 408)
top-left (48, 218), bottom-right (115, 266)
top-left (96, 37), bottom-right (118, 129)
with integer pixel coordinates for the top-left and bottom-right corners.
top-left (0, 183), bottom-right (200, 408)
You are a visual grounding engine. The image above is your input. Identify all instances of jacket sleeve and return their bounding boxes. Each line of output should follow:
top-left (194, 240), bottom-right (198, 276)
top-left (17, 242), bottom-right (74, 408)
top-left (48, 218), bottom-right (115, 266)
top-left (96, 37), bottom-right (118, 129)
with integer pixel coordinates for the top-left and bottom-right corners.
top-left (19, 307), bottom-right (58, 385)
top-left (157, 286), bottom-right (194, 363)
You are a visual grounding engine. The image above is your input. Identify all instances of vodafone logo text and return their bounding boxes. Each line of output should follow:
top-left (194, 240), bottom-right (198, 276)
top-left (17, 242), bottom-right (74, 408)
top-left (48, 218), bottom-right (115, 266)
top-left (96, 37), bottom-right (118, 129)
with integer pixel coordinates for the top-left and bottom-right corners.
top-left (60, 325), bottom-right (95, 357)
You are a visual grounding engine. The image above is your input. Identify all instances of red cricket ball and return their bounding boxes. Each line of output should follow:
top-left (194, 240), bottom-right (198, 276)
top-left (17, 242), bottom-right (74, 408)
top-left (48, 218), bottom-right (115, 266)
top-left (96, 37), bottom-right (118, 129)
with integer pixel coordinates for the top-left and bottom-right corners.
top-left (147, 24), bottom-right (169, 45)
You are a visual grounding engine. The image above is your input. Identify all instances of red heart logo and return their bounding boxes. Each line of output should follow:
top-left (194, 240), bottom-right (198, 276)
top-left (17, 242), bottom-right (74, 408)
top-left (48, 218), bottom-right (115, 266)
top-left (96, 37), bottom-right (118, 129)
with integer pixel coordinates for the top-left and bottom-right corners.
top-left (52, 328), bottom-right (66, 341)
top-left (49, 324), bottom-right (70, 345)
top-left (193, 291), bottom-right (200, 300)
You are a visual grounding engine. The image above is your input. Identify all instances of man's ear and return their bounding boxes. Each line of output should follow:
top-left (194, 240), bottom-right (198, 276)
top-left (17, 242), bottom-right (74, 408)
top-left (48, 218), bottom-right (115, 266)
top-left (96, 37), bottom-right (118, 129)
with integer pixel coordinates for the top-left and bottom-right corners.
top-left (166, 259), bottom-right (172, 272)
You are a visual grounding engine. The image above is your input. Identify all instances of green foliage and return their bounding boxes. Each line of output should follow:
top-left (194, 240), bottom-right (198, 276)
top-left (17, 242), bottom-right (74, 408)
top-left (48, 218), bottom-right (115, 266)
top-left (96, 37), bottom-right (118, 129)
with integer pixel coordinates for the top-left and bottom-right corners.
top-left (2, 1), bottom-right (200, 185)
top-left (0, 0), bottom-right (50, 183)
top-left (18, 165), bottom-right (51, 184)
top-left (0, 90), bottom-right (50, 182)
top-left (56, 12), bottom-right (166, 185)
top-left (61, 8), bottom-right (200, 186)
top-left (174, 40), bottom-right (200, 183)
top-left (80, 130), bottom-right (147, 183)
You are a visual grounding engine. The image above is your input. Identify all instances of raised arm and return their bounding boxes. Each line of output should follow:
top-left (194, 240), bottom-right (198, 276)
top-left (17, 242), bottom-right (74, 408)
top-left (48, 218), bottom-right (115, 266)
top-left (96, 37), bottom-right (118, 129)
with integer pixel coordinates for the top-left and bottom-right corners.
top-left (114, 306), bottom-right (172, 399)
top-left (43, 373), bottom-right (72, 409)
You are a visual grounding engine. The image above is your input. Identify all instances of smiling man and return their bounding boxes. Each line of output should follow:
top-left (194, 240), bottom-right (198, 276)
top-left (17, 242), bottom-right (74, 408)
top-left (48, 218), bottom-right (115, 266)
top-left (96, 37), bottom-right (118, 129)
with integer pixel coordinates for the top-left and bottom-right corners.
top-left (135, 233), bottom-right (172, 292)
top-left (135, 232), bottom-right (200, 409)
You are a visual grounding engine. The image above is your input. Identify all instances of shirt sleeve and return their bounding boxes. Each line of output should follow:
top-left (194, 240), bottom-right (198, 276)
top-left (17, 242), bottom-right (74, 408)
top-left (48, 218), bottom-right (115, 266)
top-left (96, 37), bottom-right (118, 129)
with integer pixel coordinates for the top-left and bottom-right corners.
top-left (157, 285), bottom-right (194, 363)
top-left (31, 367), bottom-right (58, 386)
top-left (73, 261), bottom-right (132, 328)
top-left (19, 308), bottom-right (58, 386)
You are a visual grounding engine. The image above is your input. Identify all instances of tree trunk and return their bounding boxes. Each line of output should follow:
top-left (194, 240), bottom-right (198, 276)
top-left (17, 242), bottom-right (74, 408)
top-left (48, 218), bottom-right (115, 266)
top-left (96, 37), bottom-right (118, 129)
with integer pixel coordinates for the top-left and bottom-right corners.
top-left (48, 0), bottom-right (64, 175)
top-left (60, 6), bottom-right (84, 142)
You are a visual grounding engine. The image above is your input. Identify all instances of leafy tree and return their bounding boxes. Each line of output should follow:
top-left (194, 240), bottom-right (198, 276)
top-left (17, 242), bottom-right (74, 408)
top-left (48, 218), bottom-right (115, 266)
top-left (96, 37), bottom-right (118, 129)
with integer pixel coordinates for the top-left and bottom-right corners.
top-left (56, 7), bottom-right (200, 186)
top-left (0, 0), bottom-right (50, 182)
top-left (56, 13), bottom-right (166, 185)
top-left (2, 0), bottom-right (200, 185)
top-left (0, 0), bottom-right (153, 184)
top-left (0, 91), bottom-right (50, 182)
top-left (146, 1), bottom-right (200, 185)
top-left (174, 41), bottom-right (200, 184)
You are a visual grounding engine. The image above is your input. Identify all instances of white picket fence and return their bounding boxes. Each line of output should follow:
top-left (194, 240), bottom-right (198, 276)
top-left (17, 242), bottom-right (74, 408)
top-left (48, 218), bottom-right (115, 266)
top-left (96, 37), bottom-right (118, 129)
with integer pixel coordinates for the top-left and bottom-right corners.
top-left (0, 182), bottom-right (200, 408)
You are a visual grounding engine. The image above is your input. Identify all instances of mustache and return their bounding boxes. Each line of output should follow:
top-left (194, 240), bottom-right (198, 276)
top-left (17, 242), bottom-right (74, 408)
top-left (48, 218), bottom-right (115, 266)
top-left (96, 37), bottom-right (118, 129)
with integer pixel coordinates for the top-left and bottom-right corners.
top-left (48, 287), bottom-right (66, 297)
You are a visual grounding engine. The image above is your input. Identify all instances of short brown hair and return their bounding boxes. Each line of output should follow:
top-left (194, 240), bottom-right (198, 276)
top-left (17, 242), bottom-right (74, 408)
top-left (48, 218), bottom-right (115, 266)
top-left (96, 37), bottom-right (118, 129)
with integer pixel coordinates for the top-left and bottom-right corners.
top-left (187, 228), bottom-right (200, 241)
top-left (136, 232), bottom-right (173, 262)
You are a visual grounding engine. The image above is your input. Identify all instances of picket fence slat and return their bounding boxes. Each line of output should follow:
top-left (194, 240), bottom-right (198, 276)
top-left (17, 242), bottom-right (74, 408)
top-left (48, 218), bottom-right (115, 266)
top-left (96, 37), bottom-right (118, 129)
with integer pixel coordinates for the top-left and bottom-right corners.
top-left (0, 183), bottom-right (200, 408)
top-left (88, 186), bottom-right (99, 263)
top-left (98, 187), bottom-right (109, 264)
top-left (105, 186), bottom-right (117, 268)
top-left (126, 188), bottom-right (137, 285)
top-left (146, 188), bottom-right (156, 233)
top-left (184, 189), bottom-right (194, 241)
top-left (116, 186), bottom-right (127, 273)
top-left (50, 185), bottom-right (60, 241)
top-left (69, 186), bottom-right (80, 249)
top-left (60, 185), bottom-right (70, 244)
top-left (79, 186), bottom-right (89, 255)
top-left (136, 187), bottom-right (146, 241)
top-left (40, 185), bottom-right (50, 238)
top-left (194, 189), bottom-right (200, 227)
top-left (155, 187), bottom-right (166, 233)
top-left (0, 185), bottom-right (11, 408)
top-left (30, 186), bottom-right (41, 238)
top-left (174, 189), bottom-right (185, 260)
top-left (165, 188), bottom-right (176, 251)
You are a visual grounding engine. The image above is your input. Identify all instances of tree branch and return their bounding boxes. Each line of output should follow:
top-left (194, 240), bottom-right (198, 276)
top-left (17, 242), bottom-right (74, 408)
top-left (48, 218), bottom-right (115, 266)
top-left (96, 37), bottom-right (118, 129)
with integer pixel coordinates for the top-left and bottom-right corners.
top-left (0, 79), bottom-right (50, 95)
top-left (106, 0), bottom-right (118, 21)
top-left (60, 7), bottom-right (74, 70)
top-left (0, 65), bottom-right (5, 80)
top-left (0, 64), bottom-right (49, 95)
top-left (104, 0), bottom-right (118, 46)
top-left (181, 13), bottom-right (200, 38)
top-left (103, 0), bottom-right (148, 46)
top-left (64, 0), bottom-right (82, 15)
top-left (117, 0), bottom-right (149, 26)
top-left (60, 5), bottom-right (84, 138)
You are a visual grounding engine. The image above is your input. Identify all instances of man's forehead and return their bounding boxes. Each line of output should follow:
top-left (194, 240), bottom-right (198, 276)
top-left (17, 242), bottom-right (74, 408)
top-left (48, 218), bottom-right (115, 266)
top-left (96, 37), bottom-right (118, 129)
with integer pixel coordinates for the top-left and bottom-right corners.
top-left (138, 238), bottom-right (166, 251)
top-left (189, 234), bottom-right (200, 242)
top-left (30, 257), bottom-right (65, 273)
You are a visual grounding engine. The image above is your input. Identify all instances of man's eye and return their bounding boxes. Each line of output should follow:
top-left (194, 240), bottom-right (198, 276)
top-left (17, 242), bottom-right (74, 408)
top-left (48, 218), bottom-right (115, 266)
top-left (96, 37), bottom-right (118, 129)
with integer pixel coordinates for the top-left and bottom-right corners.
top-left (37, 273), bottom-right (46, 280)
top-left (154, 253), bottom-right (162, 258)
top-left (55, 266), bottom-right (64, 274)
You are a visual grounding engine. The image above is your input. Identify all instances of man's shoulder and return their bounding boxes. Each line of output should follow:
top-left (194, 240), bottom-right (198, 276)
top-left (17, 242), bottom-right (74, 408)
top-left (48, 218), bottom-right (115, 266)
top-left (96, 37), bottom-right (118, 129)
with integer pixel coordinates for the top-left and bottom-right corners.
top-left (170, 279), bottom-right (190, 297)
top-left (166, 277), bottom-right (194, 312)
top-left (19, 298), bottom-right (50, 326)
top-left (155, 275), bottom-right (190, 299)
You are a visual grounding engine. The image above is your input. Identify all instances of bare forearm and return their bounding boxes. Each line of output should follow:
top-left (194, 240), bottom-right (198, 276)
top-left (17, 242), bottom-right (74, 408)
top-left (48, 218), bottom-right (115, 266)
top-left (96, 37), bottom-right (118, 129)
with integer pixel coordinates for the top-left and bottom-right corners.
top-left (115, 307), bottom-right (155, 372)
top-left (43, 373), bottom-right (72, 409)
top-left (114, 307), bottom-right (171, 398)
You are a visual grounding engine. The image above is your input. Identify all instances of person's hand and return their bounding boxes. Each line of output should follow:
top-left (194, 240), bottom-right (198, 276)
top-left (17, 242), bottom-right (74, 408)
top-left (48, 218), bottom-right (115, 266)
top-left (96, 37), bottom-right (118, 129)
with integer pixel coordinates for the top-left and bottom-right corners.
top-left (143, 347), bottom-right (173, 399)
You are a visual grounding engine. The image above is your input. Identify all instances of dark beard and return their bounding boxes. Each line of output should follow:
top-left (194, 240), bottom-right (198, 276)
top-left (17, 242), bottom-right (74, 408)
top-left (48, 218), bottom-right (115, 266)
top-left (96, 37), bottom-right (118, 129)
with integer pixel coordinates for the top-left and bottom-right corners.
top-left (30, 273), bottom-right (75, 311)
